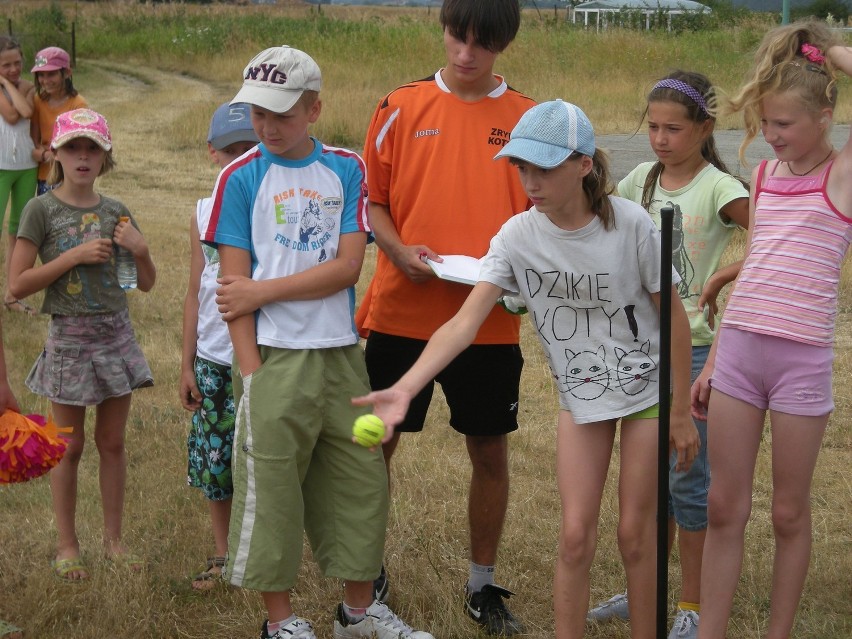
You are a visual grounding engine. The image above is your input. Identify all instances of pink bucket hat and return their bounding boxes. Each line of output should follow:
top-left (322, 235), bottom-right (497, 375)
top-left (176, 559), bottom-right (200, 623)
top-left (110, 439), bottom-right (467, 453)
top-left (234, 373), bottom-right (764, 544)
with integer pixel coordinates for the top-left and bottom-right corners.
top-left (31, 46), bottom-right (70, 73)
top-left (51, 109), bottom-right (112, 151)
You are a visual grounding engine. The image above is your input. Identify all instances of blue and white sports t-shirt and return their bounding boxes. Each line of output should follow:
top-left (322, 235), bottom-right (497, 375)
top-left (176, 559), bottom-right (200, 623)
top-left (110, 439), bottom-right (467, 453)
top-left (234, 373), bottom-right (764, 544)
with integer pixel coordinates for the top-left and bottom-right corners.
top-left (202, 138), bottom-right (369, 350)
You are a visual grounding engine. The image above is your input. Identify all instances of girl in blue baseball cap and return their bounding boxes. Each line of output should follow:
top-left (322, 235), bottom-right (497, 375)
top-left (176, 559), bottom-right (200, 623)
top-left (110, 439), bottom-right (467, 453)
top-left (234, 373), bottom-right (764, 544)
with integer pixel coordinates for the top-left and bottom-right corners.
top-left (355, 99), bottom-right (698, 639)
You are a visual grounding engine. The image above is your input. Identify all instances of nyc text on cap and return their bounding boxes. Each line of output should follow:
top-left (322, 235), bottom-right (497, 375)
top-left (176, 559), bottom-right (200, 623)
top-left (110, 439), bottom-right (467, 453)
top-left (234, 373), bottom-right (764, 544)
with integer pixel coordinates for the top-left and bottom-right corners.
top-left (231, 46), bottom-right (322, 114)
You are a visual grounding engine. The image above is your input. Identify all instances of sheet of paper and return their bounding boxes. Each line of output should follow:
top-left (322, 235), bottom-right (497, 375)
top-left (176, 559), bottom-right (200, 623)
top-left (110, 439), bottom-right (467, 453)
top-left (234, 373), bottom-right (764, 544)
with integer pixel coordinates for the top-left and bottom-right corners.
top-left (425, 254), bottom-right (482, 286)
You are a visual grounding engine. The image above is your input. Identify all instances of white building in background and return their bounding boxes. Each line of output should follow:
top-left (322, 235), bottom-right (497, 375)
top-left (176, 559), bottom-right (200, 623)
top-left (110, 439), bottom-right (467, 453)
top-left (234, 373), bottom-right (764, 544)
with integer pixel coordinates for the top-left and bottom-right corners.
top-left (573, 0), bottom-right (712, 30)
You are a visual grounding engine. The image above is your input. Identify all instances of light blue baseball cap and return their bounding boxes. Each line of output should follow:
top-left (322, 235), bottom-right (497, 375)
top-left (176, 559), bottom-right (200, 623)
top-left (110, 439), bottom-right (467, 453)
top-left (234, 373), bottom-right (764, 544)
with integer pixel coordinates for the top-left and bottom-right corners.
top-left (207, 102), bottom-right (258, 150)
top-left (494, 100), bottom-right (596, 168)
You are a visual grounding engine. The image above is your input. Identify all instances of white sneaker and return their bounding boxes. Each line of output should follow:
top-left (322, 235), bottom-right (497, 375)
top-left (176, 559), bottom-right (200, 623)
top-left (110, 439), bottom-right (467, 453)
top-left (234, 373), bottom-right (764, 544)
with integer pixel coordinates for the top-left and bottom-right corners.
top-left (586, 591), bottom-right (629, 621)
top-left (262, 617), bottom-right (317, 639)
top-left (333, 601), bottom-right (434, 639)
top-left (668, 609), bottom-right (699, 639)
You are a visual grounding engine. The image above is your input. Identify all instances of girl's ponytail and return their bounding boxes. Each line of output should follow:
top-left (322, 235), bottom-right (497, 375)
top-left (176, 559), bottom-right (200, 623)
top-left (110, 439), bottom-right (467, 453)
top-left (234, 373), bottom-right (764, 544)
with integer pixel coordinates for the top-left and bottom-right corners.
top-left (584, 149), bottom-right (615, 230)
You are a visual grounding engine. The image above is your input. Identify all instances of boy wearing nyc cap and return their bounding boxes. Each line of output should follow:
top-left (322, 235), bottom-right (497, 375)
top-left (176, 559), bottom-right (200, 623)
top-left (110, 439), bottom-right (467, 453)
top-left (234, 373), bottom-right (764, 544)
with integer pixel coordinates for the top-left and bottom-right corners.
top-left (29, 46), bottom-right (86, 195)
top-left (356, 0), bottom-right (533, 634)
top-left (181, 101), bottom-right (258, 591)
top-left (354, 99), bottom-right (696, 639)
top-left (201, 46), bottom-right (434, 639)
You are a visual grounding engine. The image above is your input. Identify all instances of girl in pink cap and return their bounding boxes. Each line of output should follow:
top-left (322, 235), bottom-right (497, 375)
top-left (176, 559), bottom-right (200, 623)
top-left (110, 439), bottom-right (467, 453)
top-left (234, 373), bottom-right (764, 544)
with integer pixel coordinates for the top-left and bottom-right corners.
top-left (11, 108), bottom-right (157, 582)
top-left (29, 46), bottom-right (86, 197)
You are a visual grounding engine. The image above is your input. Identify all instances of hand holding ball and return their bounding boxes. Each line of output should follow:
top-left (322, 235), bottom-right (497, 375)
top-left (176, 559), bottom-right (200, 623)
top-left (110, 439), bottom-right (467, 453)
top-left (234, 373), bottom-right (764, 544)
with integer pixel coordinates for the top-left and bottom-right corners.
top-left (353, 414), bottom-right (386, 448)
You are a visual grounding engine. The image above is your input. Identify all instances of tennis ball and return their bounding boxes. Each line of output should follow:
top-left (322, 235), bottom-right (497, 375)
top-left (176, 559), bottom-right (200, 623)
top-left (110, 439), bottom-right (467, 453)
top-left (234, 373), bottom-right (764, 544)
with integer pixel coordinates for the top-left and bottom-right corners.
top-left (353, 414), bottom-right (385, 448)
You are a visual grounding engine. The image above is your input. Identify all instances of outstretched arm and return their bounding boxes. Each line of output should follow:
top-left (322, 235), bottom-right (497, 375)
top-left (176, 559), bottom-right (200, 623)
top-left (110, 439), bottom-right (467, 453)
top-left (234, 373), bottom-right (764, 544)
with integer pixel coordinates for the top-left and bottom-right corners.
top-left (352, 281), bottom-right (504, 441)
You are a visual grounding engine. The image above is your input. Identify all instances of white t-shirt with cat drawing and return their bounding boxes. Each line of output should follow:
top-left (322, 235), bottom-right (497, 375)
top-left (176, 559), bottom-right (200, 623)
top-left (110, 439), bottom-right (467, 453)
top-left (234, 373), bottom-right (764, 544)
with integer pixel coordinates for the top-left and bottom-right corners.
top-left (479, 196), bottom-right (679, 424)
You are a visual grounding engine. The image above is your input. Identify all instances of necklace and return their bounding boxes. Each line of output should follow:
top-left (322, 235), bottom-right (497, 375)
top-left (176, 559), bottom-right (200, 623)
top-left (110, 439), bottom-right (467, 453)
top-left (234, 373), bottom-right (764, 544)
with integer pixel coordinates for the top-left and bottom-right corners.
top-left (787, 148), bottom-right (834, 176)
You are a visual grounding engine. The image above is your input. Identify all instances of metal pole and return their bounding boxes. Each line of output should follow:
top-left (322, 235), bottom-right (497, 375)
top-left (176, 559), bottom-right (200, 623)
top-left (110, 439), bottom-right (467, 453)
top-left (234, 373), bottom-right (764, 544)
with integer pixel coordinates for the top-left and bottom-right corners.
top-left (782, 0), bottom-right (790, 25)
top-left (71, 22), bottom-right (77, 69)
top-left (657, 206), bottom-right (674, 639)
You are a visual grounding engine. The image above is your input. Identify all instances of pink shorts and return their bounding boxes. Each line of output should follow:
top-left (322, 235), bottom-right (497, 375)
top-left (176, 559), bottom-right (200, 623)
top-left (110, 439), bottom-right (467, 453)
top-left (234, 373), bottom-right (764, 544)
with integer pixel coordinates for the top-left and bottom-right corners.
top-left (711, 327), bottom-right (834, 416)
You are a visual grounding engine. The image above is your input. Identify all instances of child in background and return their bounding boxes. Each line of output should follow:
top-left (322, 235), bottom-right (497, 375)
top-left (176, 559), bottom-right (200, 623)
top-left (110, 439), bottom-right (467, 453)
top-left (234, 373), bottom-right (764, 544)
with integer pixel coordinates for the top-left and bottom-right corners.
top-left (180, 101), bottom-right (257, 591)
top-left (0, 36), bottom-right (37, 315)
top-left (201, 46), bottom-right (433, 639)
top-left (692, 21), bottom-right (852, 639)
top-left (354, 100), bottom-right (699, 639)
top-left (10, 108), bottom-right (156, 582)
top-left (29, 47), bottom-right (86, 196)
top-left (588, 71), bottom-right (749, 639)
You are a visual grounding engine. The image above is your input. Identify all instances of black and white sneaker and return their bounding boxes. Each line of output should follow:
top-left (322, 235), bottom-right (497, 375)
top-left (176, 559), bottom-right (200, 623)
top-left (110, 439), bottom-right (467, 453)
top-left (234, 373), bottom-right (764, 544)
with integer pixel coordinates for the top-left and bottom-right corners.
top-left (373, 564), bottom-right (389, 603)
top-left (464, 584), bottom-right (526, 636)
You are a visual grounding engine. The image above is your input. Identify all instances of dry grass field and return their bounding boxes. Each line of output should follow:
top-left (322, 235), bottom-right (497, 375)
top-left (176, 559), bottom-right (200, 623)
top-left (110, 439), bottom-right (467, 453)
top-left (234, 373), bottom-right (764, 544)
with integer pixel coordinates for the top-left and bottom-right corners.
top-left (0, 2), bottom-right (849, 638)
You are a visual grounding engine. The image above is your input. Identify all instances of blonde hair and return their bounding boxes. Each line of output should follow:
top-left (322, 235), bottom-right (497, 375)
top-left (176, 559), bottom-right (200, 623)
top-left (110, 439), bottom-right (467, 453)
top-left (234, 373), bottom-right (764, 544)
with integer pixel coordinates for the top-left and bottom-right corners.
top-left (47, 147), bottom-right (116, 185)
top-left (728, 19), bottom-right (841, 163)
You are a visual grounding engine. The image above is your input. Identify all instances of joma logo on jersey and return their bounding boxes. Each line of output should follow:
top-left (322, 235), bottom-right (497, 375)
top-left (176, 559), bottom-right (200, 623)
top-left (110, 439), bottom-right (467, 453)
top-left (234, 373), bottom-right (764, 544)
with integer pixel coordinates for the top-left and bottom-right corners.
top-left (245, 63), bottom-right (288, 85)
top-left (488, 127), bottom-right (511, 147)
top-left (414, 128), bottom-right (440, 138)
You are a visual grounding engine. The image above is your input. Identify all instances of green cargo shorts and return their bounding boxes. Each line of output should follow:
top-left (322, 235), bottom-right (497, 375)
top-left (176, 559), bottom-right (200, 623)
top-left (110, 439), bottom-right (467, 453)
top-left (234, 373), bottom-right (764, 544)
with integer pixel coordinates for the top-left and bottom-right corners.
top-left (227, 344), bottom-right (388, 591)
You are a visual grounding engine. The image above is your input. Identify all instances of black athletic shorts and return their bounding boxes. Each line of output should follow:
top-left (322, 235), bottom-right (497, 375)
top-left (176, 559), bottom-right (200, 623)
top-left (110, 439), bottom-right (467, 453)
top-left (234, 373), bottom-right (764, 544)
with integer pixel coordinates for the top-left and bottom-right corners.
top-left (364, 331), bottom-right (523, 436)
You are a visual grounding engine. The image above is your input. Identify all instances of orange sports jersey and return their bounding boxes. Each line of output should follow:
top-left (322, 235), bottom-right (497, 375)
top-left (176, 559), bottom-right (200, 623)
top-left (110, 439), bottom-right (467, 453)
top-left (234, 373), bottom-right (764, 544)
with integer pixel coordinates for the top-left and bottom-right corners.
top-left (358, 71), bottom-right (534, 343)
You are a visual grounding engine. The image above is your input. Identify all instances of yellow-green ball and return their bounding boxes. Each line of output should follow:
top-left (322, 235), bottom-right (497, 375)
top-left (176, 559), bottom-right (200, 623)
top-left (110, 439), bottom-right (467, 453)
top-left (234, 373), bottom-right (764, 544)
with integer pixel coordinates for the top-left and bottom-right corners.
top-left (353, 414), bottom-right (385, 447)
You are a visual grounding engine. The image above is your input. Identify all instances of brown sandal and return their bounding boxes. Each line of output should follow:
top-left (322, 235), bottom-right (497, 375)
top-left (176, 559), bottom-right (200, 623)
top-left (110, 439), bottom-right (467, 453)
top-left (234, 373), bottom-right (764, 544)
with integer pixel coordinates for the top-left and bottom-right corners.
top-left (191, 556), bottom-right (226, 591)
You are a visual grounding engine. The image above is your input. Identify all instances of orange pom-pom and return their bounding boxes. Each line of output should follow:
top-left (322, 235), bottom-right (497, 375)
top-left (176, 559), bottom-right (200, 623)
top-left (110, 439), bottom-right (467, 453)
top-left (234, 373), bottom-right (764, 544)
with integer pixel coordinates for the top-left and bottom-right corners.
top-left (0, 411), bottom-right (71, 484)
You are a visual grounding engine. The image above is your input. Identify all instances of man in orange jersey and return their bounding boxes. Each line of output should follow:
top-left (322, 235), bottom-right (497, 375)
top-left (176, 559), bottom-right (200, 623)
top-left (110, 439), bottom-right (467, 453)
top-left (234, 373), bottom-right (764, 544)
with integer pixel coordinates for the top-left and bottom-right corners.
top-left (356, 1), bottom-right (533, 634)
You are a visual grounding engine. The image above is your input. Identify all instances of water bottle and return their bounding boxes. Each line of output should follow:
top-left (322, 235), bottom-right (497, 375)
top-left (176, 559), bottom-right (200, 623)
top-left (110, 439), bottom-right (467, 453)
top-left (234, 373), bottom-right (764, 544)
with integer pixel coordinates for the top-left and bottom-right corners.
top-left (115, 216), bottom-right (137, 290)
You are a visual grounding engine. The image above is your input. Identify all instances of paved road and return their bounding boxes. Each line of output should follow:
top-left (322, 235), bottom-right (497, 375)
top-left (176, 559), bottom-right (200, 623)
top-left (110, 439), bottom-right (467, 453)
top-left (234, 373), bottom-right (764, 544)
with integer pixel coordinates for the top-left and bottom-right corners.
top-left (599, 125), bottom-right (851, 182)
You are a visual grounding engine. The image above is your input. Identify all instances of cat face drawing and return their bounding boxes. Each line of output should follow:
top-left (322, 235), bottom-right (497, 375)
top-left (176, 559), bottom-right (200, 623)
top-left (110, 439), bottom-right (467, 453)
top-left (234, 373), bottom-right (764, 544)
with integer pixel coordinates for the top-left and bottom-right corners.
top-left (614, 339), bottom-right (657, 396)
top-left (563, 345), bottom-right (611, 400)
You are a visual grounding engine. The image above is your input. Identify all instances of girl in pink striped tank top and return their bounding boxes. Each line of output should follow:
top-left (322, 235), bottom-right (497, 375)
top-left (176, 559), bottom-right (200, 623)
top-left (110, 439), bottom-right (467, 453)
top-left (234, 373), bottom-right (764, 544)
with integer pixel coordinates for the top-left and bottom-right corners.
top-left (691, 20), bottom-right (852, 639)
